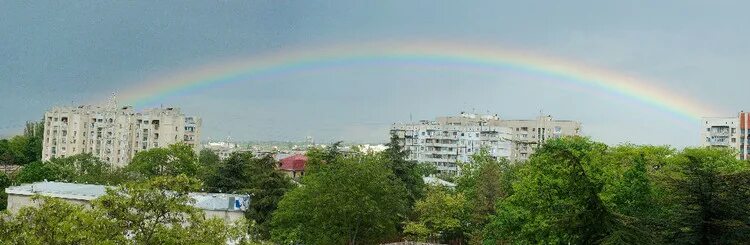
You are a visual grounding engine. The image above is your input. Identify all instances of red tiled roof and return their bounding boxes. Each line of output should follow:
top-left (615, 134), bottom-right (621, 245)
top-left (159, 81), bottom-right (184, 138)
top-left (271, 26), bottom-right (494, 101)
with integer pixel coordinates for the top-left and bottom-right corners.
top-left (279, 154), bottom-right (307, 171)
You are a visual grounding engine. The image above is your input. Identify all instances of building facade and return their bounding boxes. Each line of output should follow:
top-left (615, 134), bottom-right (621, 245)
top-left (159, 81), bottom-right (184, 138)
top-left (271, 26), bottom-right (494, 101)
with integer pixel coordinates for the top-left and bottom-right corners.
top-left (391, 113), bottom-right (513, 175)
top-left (701, 112), bottom-right (750, 160)
top-left (42, 104), bottom-right (201, 167)
top-left (495, 115), bottom-right (582, 161)
top-left (391, 112), bottom-right (582, 174)
top-left (5, 181), bottom-right (248, 223)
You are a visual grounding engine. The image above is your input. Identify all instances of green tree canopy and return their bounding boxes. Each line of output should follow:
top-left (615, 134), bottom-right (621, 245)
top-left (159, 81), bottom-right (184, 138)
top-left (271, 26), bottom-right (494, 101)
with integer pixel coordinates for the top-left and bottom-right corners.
top-left (13, 161), bottom-right (61, 184)
top-left (198, 148), bottom-right (221, 181)
top-left (383, 133), bottom-right (426, 208)
top-left (126, 143), bottom-right (200, 179)
top-left (271, 153), bottom-right (408, 245)
top-left (205, 152), bottom-right (293, 239)
top-left (455, 148), bottom-right (517, 243)
top-left (405, 187), bottom-right (470, 243)
top-left (662, 147), bottom-right (750, 244)
top-left (486, 137), bottom-right (650, 244)
top-left (0, 196), bottom-right (124, 245)
top-left (0, 175), bottom-right (250, 244)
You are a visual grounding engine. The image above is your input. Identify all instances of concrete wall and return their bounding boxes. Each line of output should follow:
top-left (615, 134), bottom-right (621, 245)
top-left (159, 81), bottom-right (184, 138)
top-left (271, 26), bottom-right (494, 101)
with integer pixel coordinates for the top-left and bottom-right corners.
top-left (6, 194), bottom-right (90, 214)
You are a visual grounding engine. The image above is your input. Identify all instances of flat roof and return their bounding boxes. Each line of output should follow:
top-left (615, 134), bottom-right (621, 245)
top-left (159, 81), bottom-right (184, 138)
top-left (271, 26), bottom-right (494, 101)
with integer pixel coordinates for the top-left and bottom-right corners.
top-left (6, 181), bottom-right (249, 212)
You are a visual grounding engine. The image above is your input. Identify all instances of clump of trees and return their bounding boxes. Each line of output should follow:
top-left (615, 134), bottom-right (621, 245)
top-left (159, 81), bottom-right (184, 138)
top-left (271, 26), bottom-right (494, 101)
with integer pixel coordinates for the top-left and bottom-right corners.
top-left (4, 126), bottom-right (750, 244)
top-left (0, 121), bottom-right (43, 168)
top-left (0, 175), bottom-right (251, 244)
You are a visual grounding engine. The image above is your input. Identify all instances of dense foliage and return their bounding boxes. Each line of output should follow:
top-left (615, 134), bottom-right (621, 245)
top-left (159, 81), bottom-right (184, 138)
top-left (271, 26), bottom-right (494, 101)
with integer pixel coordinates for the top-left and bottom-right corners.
top-left (204, 152), bottom-right (294, 239)
top-left (0, 175), bottom-right (250, 244)
top-left (0, 121), bottom-right (43, 167)
top-left (271, 153), bottom-right (409, 244)
top-left (3, 131), bottom-right (750, 244)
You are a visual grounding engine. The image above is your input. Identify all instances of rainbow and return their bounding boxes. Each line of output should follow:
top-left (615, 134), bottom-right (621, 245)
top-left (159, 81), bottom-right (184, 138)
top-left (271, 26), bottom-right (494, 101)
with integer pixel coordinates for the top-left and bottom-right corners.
top-left (118, 40), bottom-right (717, 124)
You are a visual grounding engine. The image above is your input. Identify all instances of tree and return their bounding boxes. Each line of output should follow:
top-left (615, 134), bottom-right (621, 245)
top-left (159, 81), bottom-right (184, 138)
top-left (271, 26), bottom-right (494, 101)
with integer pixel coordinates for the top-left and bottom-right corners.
top-left (198, 148), bottom-right (221, 181)
top-left (0, 121), bottom-right (44, 167)
top-left (13, 154), bottom-right (128, 185)
top-left (13, 161), bottom-right (62, 184)
top-left (22, 121), bottom-right (43, 164)
top-left (93, 175), bottom-right (248, 244)
top-left (304, 141), bottom-right (343, 173)
top-left (0, 196), bottom-right (123, 245)
top-left (486, 137), bottom-right (649, 244)
top-left (454, 148), bottom-right (516, 242)
top-left (0, 176), bottom-right (251, 244)
top-left (205, 152), bottom-right (293, 239)
top-left (404, 187), bottom-right (469, 243)
top-left (48, 153), bottom-right (126, 184)
top-left (663, 147), bottom-right (750, 244)
top-left (126, 143), bottom-right (200, 179)
top-left (0, 172), bottom-right (10, 210)
top-left (271, 154), bottom-right (408, 244)
top-left (383, 133), bottom-right (425, 208)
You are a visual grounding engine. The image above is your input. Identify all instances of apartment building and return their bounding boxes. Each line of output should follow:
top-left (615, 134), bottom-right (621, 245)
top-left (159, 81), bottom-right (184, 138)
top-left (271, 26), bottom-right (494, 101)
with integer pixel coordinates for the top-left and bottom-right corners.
top-left (701, 112), bottom-right (750, 160)
top-left (42, 104), bottom-right (201, 167)
top-left (496, 115), bottom-right (582, 161)
top-left (391, 113), bottom-right (512, 175)
top-left (391, 112), bottom-right (582, 174)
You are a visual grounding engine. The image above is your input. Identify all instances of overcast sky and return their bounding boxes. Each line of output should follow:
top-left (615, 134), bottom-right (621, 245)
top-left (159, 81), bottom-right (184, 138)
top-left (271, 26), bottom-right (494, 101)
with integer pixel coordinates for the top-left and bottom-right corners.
top-left (2, 1), bottom-right (749, 147)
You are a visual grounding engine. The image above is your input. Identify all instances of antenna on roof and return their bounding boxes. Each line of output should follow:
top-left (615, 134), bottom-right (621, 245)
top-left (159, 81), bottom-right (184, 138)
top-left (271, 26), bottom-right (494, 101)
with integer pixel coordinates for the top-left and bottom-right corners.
top-left (107, 92), bottom-right (118, 109)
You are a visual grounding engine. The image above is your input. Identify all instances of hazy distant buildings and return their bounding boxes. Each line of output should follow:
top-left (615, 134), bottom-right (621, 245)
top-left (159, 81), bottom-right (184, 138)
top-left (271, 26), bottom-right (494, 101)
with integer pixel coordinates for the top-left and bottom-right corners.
top-left (203, 141), bottom-right (248, 160)
top-left (701, 112), bottom-right (750, 160)
top-left (391, 112), bottom-right (582, 174)
top-left (42, 103), bottom-right (201, 167)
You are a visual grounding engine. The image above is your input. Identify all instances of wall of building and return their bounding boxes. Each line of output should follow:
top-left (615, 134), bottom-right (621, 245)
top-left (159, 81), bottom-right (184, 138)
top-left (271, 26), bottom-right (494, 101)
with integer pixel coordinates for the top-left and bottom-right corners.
top-left (43, 105), bottom-right (201, 167)
top-left (391, 113), bottom-right (582, 175)
top-left (6, 194), bottom-right (90, 214)
top-left (701, 113), bottom-right (749, 160)
top-left (6, 193), bottom-right (244, 224)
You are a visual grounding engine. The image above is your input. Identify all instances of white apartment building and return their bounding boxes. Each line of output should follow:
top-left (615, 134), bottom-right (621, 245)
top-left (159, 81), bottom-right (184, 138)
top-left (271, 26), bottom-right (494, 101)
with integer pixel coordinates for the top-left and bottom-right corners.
top-left (391, 113), bottom-right (512, 175)
top-left (42, 104), bottom-right (201, 167)
top-left (391, 112), bottom-right (582, 174)
top-left (495, 115), bottom-right (582, 161)
top-left (701, 112), bottom-right (750, 160)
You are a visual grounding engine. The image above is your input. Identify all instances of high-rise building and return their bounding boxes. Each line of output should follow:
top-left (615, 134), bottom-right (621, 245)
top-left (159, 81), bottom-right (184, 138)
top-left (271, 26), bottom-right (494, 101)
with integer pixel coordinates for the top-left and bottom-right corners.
top-left (42, 104), bottom-right (201, 167)
top-left (495, 115), bottom-right (582, 161)
top-left (701, 112), bottom-right (750, 160)
top-left (390, 112), bottom-right (582, 175)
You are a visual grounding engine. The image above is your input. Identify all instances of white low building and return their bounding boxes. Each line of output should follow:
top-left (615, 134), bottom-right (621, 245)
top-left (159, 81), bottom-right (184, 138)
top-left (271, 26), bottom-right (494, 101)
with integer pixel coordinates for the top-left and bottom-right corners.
top-left (5, 181), bottom-right (249, 223)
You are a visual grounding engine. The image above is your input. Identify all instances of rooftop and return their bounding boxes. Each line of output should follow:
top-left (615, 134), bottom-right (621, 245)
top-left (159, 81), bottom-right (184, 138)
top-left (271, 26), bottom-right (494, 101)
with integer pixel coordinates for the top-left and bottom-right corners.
top-left (6, 181), bottom-right (249, 212)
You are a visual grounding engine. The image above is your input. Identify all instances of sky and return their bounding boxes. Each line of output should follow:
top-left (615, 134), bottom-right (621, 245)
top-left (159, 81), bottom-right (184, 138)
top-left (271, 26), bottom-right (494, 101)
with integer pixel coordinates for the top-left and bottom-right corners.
top-left (1, 1), bottom-right (749, 147)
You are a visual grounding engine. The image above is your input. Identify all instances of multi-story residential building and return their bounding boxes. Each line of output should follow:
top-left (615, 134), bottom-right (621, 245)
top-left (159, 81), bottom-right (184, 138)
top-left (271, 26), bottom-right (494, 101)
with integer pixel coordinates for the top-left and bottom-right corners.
top-left (496, 115), bottom-right (582, 161)
top-left (701, 112), bottom-right (749, 160)
top-left (391, 112), bottom-right (582, 174)
top-left (391, 113), bottom-right (512, 175)
top-left (42, 104), bottom-right (201, 167)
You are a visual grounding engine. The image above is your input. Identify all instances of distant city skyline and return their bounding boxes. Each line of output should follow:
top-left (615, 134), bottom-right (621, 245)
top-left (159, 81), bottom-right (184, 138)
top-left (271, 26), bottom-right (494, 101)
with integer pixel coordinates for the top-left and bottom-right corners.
top-left (3, 1), bottom-right (749, 147)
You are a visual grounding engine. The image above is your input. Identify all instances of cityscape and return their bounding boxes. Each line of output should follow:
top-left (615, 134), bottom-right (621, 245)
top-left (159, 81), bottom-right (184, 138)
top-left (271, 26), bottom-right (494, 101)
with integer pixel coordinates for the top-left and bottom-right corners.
top-left (2, 1), bottom-right (750, 244)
